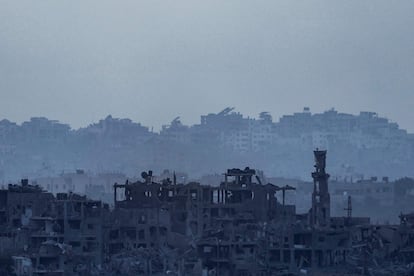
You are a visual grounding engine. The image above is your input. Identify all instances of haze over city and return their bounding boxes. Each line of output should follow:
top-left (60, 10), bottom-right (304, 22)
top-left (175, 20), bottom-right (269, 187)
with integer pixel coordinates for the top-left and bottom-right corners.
top-left (2, 1), bottom-right (414, 275)
top-left (1, 1), bottom-right (413, 131)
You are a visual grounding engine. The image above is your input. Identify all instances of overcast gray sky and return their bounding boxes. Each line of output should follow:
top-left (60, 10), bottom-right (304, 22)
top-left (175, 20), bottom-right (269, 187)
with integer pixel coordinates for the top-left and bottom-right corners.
top-left (0, 1), bottom-right (413, 131)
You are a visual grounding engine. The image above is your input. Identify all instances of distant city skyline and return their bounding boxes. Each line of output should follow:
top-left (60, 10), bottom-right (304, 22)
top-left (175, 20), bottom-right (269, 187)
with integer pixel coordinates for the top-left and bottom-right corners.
top-left (0, 107), bottom-right (412, 133)
top-left (1, 104), bottom-right (413, 182)
top-left (1, 1), bottom-right (413, 131)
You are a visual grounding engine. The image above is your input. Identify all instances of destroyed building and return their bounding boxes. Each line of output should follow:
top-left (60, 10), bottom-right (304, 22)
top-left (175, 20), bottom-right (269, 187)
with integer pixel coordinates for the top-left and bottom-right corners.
top-left (0, 151), bottom-right (413, 275)
top-left (0, 180), bottom-right (109, 275)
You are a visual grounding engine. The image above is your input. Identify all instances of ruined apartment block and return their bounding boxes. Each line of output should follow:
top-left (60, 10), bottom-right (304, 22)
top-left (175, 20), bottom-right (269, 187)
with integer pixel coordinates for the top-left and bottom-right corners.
top-left (0, 151), bottom-right (413, 275)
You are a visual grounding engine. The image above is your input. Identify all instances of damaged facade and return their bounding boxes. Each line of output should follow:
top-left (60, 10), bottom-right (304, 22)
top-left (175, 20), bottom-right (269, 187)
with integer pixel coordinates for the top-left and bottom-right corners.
top-left (0, 151), bottom-right (413, 275)
top-left (0, 180), bottom-right (108, 275)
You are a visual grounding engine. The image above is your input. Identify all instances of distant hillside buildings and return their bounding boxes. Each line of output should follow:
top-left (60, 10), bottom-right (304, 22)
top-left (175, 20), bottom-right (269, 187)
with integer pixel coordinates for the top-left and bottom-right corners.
top-left (0, 108), bottom-right (413, 181)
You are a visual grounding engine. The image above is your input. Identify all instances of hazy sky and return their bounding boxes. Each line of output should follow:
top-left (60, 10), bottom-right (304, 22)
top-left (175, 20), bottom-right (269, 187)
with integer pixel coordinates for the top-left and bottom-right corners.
top-left (0, 1), bottom-right (413, 131)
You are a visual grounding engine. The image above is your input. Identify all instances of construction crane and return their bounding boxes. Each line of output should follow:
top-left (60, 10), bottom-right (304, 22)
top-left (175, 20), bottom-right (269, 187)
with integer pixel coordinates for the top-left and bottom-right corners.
top-left (217, 107), bottom-right (235, 116)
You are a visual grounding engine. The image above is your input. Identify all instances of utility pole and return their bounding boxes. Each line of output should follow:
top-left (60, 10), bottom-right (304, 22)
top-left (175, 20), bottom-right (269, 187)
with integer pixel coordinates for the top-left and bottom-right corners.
top-left (344, 196), bottom-right (352, 218)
